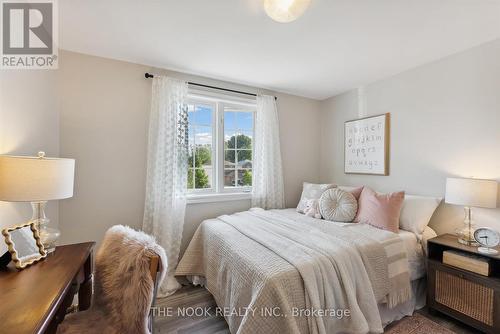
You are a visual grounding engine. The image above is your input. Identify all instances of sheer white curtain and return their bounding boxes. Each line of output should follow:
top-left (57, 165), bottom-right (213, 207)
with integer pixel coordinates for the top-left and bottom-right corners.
top-left (143, 76), bottom-right (189, 297)
top-left (252, 95), bottom-right (285, 209)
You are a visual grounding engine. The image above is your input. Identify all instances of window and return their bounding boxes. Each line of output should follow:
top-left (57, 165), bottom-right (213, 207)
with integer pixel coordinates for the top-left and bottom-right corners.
top-left (187, 102), bottom-right (215, 190)
top-left (223, 104), bottom-right (254, 189)
top-left (187, 95), bottom-right (255, 197)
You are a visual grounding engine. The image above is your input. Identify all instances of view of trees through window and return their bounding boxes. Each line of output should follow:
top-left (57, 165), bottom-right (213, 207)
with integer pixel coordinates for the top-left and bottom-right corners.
top-left (187, 146), bottom-right (211, 189)
top-left (224, 107), bottom-right (253, 189)
top-left (187, 100), bottom-right (254, 192)
top-left (187, 103), bottom-right (213, 190)
top-left (224, 133), bottom-right (252, 187)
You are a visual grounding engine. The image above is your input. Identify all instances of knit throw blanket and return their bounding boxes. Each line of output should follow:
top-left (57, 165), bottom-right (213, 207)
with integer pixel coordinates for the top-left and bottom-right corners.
top-left (176, 208), bottom-right (411, 334)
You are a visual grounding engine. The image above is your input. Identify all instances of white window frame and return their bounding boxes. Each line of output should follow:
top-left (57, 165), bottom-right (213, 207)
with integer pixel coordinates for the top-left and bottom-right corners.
top-left (186, 92), bottom-right (256, 203)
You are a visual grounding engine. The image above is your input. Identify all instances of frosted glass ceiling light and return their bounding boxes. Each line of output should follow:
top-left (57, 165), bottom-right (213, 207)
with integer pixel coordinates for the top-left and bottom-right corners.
top-left (264, 0), bottom-right (312, 23)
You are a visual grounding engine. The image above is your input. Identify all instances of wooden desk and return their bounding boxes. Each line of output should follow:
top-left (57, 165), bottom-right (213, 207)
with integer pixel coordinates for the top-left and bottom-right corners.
top-left (0, 242), bottom-right (95, 334)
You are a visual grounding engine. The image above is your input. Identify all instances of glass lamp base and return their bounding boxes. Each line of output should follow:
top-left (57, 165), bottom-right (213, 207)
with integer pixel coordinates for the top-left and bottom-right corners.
top-left (457, 237), bottom-right (479, 247)
top-left (40, 226), bottom-right (60, 253)
top-left (31, 201), bottom-right (60, 253)
top-left (456, 227), bottom-right (479, 246)
top-left (456, 207), bottom-right (478, 246)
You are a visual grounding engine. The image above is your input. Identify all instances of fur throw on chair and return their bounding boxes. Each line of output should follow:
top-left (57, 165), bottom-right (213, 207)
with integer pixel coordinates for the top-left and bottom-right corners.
top-left (57, 225), bottom-right (167, 334)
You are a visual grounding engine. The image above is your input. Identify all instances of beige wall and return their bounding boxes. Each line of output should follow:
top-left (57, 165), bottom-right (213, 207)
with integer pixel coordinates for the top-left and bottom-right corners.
top-left (57, 51), bottom-right (151, 247)
top-left (9, 37), bottom-right (496, 255)
top-left (0, 70), bottom-right (60, 254)
top-left (319, 39), bottom-right (500, 235)
top-left (57, 51), bottom-right (321, 251)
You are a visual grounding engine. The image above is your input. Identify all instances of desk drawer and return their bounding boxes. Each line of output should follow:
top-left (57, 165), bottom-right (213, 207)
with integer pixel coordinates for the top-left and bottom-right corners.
top-left (435, 269), bottom-right (494, 326)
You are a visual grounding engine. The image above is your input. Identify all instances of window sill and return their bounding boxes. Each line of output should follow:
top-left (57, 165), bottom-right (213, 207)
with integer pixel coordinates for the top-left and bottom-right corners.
top-left (187, 192), bottom-right (252, 205)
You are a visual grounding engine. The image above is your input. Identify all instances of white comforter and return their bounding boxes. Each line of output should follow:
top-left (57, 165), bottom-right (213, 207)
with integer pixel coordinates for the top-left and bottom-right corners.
top-left (176, 208), bottom-right (411, 334)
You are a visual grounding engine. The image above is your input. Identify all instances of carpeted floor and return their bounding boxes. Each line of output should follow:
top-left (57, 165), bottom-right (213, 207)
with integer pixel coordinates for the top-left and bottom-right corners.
top-left (153, 285), bottom-right (477, 334)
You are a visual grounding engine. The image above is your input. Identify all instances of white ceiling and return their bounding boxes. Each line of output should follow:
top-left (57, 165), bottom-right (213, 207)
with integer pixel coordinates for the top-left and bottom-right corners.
top-left (60, 0), bottom-right (500, 100)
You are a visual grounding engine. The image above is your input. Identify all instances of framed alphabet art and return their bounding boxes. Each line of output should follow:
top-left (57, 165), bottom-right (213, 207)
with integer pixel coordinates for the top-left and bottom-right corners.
top-left (344, 113), bottom-right (390, 175)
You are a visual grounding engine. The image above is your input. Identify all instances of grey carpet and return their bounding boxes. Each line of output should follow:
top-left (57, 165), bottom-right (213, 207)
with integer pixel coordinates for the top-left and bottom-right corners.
top-left (154, 285), bottom-right (477, 334)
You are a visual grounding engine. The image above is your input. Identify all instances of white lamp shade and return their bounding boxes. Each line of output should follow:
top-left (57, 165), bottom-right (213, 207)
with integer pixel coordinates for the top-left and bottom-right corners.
top-left (0, 155), bottom-right (75, 202)
top-left (264, 0), bottom-right (312, 23)
top-left (445, 177), bottom-right (498, 209)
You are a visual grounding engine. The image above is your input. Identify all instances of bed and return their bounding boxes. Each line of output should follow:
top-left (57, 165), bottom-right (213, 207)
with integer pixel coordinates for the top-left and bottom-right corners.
top-left (176, 208), bottom-right (433, 334)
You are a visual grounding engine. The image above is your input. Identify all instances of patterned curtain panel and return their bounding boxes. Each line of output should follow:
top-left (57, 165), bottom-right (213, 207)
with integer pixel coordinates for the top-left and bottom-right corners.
top-left (252, 95), bottom-right (285, 209)
top-left (143, 76), bottom-right (188, 297)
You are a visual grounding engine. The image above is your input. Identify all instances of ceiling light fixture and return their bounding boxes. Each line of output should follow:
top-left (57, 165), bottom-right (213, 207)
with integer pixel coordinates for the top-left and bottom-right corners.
top-left (264, 0), bottom-right (312, 23)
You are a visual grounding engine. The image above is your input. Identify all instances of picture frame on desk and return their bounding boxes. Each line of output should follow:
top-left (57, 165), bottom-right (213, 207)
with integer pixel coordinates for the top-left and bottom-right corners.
top-left (1, 221), bottom-right (47, 269)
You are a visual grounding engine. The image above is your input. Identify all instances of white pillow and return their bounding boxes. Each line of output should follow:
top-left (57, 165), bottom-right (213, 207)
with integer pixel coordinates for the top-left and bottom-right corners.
top-left (319, 188), bottom-right (358, 222)
top-left (297, 182), bottom-right (336, 213)
top-left (399, 195), bottom-right (442, 236)
top-left (421, 226), bottom-right (438, 256)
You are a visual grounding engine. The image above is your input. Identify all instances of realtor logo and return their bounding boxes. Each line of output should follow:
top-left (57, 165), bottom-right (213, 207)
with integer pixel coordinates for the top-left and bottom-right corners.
top-left (1, 0), bottom-right (58, 69)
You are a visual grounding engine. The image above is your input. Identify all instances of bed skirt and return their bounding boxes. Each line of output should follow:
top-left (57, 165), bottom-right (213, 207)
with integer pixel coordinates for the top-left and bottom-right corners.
top-left (185, 276), bottom-right (427, 330)
top-left (379, 278), bottom-right (427, 327)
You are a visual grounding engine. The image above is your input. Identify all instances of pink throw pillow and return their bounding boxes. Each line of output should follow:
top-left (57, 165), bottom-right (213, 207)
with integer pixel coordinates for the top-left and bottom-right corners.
top-left (349, 186), bottom-right (364, 200)
top-left (354, 187), bottom-right (405, 233)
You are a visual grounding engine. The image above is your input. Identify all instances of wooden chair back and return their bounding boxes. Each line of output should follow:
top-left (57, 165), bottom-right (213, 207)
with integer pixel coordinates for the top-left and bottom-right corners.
top-left (149, 255), bottom-right (160, 283)
top-left (148, 254), bottom-right (161, 333)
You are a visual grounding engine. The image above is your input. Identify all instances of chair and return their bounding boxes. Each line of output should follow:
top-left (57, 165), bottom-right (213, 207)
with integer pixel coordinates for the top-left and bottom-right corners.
top-left (57, 225), bottom-right (167, 334)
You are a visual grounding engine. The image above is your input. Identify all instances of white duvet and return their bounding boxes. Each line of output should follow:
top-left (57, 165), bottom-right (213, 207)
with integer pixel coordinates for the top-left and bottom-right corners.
top-left (177, 208), bottom-right (414, 334)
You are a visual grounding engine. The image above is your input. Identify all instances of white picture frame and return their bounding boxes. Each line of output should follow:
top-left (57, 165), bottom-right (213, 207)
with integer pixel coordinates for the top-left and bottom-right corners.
top-left (2, 222), bottom-right (47, 269)
top-left (344, 113), bottom-right (390, 175)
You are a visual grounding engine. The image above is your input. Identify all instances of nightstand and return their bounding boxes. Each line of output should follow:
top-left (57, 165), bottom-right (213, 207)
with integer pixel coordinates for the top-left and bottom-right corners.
top-left (427, 234), bottom-right (500, 333)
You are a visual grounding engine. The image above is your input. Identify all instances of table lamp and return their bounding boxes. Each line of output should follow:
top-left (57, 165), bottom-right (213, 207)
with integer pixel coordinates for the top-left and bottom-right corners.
top-left (445, 177), bottom-right (498, 246)
top-left (0, 152), bottom-right (75, 252)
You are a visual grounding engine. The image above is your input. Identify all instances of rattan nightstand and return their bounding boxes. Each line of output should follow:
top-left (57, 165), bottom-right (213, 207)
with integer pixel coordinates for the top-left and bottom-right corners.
top-left (427, 234), bottom-right (500, 333)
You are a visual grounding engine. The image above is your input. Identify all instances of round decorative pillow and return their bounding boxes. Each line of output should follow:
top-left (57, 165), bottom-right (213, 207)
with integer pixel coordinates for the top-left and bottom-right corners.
top-left (319, 188), bottom-right (358, 222)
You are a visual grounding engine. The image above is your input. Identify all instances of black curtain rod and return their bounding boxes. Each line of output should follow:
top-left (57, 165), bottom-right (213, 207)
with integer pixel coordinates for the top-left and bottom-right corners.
top-left (145, 73), bottom-right (277, 100)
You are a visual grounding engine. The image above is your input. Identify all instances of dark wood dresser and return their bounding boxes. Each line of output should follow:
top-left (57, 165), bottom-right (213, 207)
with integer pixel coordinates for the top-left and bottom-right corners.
top-left (427, 234), bottom-right (500, 333)
top-left (0, 242), bottom-right (95, 334)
